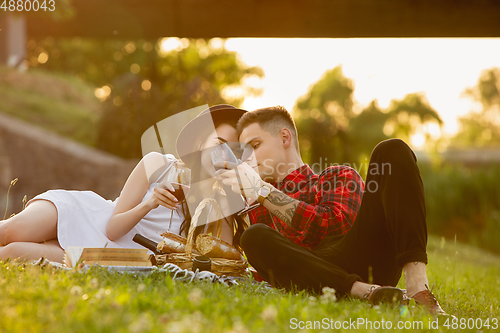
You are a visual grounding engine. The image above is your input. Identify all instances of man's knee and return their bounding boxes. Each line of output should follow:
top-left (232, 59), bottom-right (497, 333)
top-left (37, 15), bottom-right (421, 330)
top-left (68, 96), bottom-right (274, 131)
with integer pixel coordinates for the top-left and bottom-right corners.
top-left (373, 138), bottom-right (410, 154)
top-left (371, 139), bottom-right (416, 163)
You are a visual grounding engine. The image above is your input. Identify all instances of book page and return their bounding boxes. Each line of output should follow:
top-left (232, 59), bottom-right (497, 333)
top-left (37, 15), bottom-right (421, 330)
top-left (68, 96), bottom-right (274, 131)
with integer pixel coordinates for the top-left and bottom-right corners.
top-left (64, 246), bottom-right (85, 268)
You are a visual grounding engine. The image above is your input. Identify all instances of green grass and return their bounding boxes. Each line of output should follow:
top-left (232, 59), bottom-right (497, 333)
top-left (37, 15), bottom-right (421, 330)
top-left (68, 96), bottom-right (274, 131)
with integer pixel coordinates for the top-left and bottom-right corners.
top-left (1, 235), bottom-right (499, 332)
top-left (0, 67), bottom-right (101, 147)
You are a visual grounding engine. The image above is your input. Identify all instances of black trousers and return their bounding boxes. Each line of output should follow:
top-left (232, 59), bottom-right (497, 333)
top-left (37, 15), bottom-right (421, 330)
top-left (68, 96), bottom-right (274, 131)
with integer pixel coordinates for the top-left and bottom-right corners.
top-left (241, 139), bottom-right (428, 297)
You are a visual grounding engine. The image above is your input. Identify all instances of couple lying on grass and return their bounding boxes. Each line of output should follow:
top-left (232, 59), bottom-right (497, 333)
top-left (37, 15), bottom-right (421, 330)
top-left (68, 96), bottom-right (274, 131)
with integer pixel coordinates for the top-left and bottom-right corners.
top-left (0, 105), bottom-right (451, 316)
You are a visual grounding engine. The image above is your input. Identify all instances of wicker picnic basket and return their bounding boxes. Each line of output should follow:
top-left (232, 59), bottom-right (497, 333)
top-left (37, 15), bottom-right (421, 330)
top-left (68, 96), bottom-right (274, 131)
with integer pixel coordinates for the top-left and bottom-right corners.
top-left (155, 198), bottom-right (248, 276)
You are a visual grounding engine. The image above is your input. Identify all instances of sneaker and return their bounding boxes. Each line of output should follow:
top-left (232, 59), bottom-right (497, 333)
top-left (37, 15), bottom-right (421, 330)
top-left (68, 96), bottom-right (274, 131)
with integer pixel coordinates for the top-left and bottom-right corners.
top-left (365, 286), bottom-right (404, 305)
top-left (412, 284), bottom-right (453, 317)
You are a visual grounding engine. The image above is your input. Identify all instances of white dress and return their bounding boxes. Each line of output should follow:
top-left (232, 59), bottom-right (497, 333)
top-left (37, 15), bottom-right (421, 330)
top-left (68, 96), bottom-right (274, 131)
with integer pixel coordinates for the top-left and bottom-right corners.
top-left (26, 154), bottom-right (182, 251)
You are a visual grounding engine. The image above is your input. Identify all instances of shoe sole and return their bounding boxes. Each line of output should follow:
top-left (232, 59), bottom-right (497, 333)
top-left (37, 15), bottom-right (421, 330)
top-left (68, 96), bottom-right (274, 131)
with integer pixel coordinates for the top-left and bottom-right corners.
top-left (370, 287), bottom-right (404, 305)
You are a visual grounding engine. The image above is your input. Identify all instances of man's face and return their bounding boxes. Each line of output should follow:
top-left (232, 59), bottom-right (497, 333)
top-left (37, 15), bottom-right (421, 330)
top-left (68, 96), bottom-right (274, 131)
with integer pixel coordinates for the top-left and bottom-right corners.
top-left (239, 122), bottom-right (285, 182)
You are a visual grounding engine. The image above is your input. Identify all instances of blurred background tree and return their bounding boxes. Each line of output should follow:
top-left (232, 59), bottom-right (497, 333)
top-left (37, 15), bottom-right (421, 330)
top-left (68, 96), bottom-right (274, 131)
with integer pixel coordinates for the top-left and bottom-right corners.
top-left (347, 100), bottom-right (389, 163)
top-left (294, 67), bottom-right (443, 167)
top-left (294, 66), bottom-right (355, 168)
top-left (452, 67), bottom-right (500, 148)
top-left (27, 38), bottom-right (263, 158)
top-left (383, 93), bottom-right (443, 143)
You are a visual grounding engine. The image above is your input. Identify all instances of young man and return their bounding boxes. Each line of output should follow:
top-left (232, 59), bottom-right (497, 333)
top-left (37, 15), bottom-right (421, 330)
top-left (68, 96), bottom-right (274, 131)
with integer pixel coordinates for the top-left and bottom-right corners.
top-left (217, 106), bottom-right (450, 315)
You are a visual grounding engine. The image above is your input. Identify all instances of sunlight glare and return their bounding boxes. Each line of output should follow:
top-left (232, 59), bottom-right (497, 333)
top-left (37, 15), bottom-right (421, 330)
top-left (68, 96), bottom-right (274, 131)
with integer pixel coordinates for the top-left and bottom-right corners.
top-left (159, 37), bottom-right (185, 56)
top-left (225, 38), bottom-right (500, 138)
top-left (411, 133), bottom-right (426, 149)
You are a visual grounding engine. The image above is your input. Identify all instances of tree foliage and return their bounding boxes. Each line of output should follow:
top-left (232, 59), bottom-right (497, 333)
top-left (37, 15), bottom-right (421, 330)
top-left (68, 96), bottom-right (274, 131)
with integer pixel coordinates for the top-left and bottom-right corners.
top-left (453, 67), bottom-right (500, 148)
top-left (27, 38), bottom-right (263, 158)
top-left (348, 100), bottom-right (390, 162)
top-left (294, 66), bottom-right (355, 167)
top-left (384, 93), bottom-right (443, 143)
top-left (294, 67), bottom-right (443, 167)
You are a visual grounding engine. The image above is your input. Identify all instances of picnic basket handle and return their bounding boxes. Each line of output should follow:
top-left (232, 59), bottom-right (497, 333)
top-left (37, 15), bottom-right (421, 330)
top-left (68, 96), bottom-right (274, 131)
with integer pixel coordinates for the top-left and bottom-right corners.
top-left (185, 198), bottom-right (221, 256)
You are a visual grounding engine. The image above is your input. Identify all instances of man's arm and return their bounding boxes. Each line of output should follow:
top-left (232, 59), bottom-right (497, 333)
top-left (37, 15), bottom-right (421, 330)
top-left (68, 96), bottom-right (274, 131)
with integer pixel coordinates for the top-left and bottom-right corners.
top-left (261, 187), bottom-right (299, 227)
top-left (262, 166), bottom-right (363, 235)
top-left (218, 162), bottom-right (364, 246)
top-left (287, 166), bottom-right (364, 247)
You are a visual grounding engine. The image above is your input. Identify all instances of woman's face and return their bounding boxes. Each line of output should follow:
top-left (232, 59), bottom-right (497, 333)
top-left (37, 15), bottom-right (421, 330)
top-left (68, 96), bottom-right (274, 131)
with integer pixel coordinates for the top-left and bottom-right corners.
top-left (200, 123), bottom-right (238, 177)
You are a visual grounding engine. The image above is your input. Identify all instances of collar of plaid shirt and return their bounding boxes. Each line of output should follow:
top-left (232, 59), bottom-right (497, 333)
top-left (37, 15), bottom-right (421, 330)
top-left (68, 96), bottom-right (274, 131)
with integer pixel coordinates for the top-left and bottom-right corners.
top-left (274, 164), bottom-right (313, 192)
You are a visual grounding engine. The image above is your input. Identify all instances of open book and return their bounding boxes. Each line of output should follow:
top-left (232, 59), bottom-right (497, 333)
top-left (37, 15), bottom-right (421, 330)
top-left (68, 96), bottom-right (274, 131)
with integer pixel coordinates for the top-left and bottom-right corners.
top-left (64, 246), bottom-right (152, 268)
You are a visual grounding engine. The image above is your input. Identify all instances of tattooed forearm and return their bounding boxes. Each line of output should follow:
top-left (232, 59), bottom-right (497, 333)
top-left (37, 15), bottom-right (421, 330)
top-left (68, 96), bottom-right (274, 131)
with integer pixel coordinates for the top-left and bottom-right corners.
top-left (285, 205), bottom-right (297, 221)
top-left (266, 192), bottom-right (299, 227)
top-left (273, 209), bottom-right (291, 226)
top-left (268, 191), bottom-right (297, 206)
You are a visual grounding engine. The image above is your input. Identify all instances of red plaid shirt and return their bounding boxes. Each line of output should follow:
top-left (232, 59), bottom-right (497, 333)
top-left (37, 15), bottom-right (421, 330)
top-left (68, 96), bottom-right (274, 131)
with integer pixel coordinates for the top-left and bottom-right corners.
top-left (249, 165), bottom-right (364, 250)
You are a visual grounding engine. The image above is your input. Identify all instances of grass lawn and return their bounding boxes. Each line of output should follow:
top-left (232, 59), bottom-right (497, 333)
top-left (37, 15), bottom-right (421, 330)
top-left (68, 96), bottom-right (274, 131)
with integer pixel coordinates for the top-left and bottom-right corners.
top-left (1, 235), bottom-right (499, 332)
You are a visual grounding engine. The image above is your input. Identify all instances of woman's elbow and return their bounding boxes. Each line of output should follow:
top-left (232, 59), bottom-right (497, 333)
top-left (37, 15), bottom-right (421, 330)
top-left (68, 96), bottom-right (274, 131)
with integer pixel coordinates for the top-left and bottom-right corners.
top-left (106, 224), bottom-right (120, 241)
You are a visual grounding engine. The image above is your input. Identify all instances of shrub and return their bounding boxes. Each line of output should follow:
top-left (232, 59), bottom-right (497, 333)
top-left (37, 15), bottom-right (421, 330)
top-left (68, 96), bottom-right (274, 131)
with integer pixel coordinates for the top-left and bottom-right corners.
top-left (421, 163), bottom-right (500, 254)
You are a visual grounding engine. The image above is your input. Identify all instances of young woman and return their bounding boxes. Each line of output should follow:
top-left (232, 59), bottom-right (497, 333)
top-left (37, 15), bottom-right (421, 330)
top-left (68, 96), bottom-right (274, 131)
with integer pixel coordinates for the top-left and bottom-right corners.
top-left (175, 104), bottom-right (249, 252)
top-left (0, 105), bottom-right (249, 262)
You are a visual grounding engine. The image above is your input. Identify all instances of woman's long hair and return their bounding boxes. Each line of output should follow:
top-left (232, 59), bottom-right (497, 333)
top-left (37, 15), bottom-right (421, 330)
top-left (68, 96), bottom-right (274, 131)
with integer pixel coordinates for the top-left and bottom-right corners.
top-left (178, 120), bottom-right (248, 252)
top-left (178, 187), bottom-right (248, 253)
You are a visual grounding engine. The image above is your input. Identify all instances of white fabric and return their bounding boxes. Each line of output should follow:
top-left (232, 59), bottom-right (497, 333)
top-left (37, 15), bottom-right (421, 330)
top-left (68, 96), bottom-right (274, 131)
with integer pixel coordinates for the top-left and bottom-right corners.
top-left (26, 154), bottom-right (182, 251)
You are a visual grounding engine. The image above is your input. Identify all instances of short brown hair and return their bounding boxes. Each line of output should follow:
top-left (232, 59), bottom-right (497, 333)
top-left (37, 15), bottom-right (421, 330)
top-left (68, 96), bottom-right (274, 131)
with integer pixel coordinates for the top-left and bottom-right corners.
top-left (237, 106), bottom-right (299, 152)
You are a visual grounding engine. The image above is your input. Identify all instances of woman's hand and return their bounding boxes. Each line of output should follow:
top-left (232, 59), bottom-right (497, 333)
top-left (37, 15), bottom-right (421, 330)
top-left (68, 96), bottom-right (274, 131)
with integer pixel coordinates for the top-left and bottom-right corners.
top-left (146, 181), bottom-right (180, 210)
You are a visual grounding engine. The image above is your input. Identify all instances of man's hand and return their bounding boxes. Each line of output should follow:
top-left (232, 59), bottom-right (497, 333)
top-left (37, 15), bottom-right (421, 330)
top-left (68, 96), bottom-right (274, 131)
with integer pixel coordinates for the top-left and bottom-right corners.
top-left (215, 161), bottom-right (264, 200)
top-left (215, 161), bottom-right (300, 228)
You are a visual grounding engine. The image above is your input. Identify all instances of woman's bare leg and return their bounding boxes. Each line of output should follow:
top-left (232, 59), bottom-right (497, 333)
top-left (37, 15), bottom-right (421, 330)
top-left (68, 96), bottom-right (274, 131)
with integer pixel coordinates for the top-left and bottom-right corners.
top-left (0, 200), bottom-right (58, 246)
top-left (0, 239), bottom-right (64, 263)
